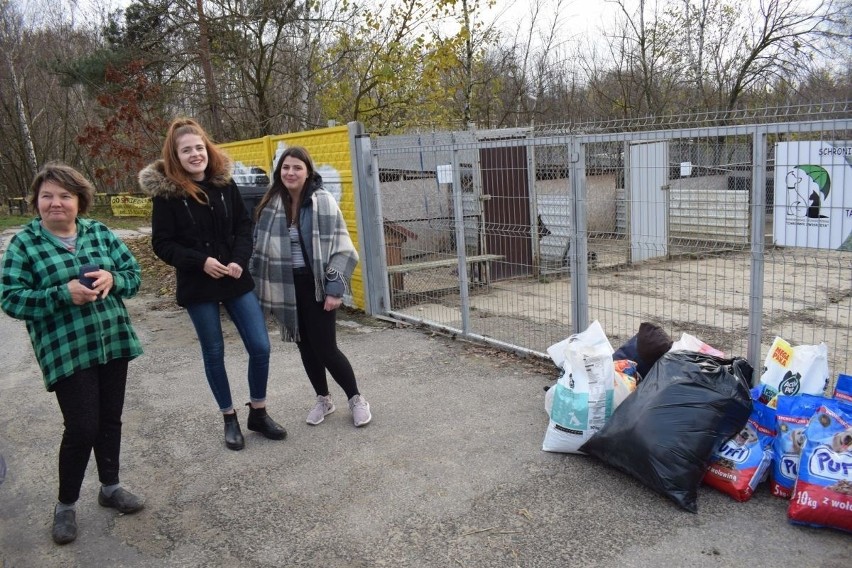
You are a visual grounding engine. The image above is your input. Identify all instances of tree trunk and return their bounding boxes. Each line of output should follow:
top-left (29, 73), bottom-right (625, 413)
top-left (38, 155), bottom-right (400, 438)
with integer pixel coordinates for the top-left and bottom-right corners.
top-left (5, 51), bottom-right (38, 185)
top-left (195, 0), bottom-right (224, 141)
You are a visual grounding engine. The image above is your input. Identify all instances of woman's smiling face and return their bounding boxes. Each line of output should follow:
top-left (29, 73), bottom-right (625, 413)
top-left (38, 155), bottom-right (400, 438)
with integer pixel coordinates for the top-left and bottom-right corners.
top-left (176, 134), bottom-right (208, 181)
top-left (280, 156), bottom-right (309, 192)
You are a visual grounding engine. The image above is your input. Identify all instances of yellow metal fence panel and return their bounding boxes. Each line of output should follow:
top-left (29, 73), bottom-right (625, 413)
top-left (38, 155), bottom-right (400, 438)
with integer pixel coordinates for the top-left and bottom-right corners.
top-left (220, 126), bottom-right (364, 310)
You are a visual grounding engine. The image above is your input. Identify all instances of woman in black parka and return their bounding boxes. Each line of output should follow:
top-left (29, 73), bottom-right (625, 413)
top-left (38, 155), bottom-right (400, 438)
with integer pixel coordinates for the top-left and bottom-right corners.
top-left (139, 117), bottom-right (286, 451)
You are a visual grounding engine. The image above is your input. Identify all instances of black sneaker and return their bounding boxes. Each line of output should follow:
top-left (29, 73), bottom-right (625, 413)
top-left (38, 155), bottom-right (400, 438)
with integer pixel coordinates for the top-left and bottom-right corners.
top-left (52, 506), bottom-right (77, 544)
top-left (98, 487), bottom-right (145, 514)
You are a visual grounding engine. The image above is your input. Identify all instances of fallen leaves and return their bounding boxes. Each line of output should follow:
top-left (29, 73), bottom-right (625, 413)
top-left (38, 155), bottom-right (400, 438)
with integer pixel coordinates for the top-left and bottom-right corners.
top-left (124, 236), bottom-right (177, 303)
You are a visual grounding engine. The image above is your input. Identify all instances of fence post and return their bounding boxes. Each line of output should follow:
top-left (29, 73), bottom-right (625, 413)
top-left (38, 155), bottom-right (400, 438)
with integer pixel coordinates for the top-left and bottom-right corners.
top-left (349, 122), bottom-right (387, 316)
top-left (748, 127), bottom-right (768, 382)
top-left (451, 134), bottom-right (472, 336)
top-left (570, 136), bottom-right (588, 334)
top-left (527, 129), bottom-right (540, 277)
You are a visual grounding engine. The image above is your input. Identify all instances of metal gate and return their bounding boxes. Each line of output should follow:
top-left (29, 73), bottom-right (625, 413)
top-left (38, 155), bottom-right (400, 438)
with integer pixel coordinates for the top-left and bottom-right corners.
top-left (352, 113), bottom-right (852, 382)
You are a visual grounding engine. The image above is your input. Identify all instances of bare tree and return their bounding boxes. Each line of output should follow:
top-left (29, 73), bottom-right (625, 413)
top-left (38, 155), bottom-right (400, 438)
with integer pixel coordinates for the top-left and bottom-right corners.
top-left (0, 0), bottom-right (38, 182)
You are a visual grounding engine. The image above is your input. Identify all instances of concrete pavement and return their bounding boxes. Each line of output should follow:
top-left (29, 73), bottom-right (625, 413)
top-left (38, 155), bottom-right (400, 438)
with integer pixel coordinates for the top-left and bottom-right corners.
top-left (0, 290), bottom-right (849, 567)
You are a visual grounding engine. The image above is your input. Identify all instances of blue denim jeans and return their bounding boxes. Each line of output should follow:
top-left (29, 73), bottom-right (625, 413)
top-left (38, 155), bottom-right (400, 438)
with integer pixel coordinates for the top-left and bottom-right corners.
top-left (186, 291), bottom-right (271, 412)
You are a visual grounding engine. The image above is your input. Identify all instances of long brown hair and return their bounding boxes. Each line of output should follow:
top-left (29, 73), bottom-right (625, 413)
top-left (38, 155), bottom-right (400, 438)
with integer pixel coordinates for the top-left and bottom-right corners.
top-left (254, 146), bottom-right (317, 223)
top-left (28, 162), bottom-right (95, 215)
top-left (161, 117), bottom-right (230, 203)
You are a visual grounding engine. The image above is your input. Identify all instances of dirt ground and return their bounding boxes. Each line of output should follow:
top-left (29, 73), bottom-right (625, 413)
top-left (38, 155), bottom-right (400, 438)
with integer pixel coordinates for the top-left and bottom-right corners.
top-left (0, 229), bottom-right (850, 567)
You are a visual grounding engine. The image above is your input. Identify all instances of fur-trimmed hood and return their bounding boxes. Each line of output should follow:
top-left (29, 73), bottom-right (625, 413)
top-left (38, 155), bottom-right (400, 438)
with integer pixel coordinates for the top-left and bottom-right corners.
top-left (138, 158), bottom-right (234, 199)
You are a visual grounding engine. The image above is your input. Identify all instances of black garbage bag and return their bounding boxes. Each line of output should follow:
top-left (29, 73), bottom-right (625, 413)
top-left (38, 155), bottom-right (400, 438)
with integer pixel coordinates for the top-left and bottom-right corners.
top-left (580, 351), bottom-right (753, 513)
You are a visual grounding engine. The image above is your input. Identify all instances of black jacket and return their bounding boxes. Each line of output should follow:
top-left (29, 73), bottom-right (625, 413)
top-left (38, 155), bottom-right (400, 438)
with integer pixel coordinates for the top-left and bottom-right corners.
top-left (139, 160), bottom-right (255, 306)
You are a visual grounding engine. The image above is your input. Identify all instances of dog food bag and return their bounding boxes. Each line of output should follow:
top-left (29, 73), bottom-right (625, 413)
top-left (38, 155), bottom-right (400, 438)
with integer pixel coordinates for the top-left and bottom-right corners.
top-left (771, 394), bottom-right (826, 498)
top-left (543, 320), bottom-right (615, 454)
top-left (787, 398), bottom-right (852, 533)
top-left (704, 387), bottom-right (776, 502)
top-left (833, 374), bottom-right (852, 403)
top-left (760, 336), bottom-right (830, 396)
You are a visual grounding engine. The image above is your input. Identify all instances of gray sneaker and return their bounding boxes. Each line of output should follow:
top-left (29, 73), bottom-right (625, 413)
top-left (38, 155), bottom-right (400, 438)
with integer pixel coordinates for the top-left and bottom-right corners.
top-left (348, 394), bottom-right (372, 427)
top-left (306, 395), bottom-right (335, 425)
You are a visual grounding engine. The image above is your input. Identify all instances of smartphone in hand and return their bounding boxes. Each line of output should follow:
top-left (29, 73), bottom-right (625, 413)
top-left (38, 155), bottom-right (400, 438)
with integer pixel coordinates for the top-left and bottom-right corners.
top-left (78, 264), bottom-right (99, 290)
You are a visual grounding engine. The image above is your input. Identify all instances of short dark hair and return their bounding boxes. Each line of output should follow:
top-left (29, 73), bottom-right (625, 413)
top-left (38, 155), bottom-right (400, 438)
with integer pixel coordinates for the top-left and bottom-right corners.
top-left (28, 163), bottom-right (95, 215)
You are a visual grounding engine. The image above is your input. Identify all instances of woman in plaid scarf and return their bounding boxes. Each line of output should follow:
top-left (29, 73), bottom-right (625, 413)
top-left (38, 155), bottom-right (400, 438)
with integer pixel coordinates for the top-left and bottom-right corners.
top-left (251, 147), bottom-right (371, 427)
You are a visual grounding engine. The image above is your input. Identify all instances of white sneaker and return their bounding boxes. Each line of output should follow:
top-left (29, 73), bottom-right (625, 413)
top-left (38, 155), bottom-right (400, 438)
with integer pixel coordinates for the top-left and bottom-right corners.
top-left (306, 395), bottom-right (335, 425)
top-left (348, 395), bottom-right (372, 427)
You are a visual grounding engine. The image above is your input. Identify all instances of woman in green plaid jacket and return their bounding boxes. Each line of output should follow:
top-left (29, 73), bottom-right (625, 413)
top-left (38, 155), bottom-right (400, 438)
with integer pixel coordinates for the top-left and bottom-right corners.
top-left (0, 164), bottom-right (144, 545)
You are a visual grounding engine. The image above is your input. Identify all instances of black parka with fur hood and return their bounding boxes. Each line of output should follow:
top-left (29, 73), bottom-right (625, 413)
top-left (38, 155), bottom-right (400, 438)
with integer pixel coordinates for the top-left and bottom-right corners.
top-left (138, 159), bottom-right (255, 307)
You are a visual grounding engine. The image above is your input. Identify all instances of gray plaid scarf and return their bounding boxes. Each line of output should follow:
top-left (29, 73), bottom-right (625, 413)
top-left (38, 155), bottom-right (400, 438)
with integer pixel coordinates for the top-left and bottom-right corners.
top-left (251, 191), bottom-right (359, 342)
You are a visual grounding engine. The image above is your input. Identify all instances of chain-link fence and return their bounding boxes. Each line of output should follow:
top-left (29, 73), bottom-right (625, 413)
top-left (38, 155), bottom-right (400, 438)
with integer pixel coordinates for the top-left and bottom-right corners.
top-left (355, 106), bottom-right (852, 381)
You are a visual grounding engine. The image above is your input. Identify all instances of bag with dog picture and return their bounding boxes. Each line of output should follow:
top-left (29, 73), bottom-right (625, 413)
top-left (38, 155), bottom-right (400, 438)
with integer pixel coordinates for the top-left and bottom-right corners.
top-left (788, 397), bottom-right (852, 532)
top-left (770, 393), bottom-right (826, 499)
top-left (703, 385), bottom-right (776, 502)
top-left (542, 321), bottom-right (615, 454)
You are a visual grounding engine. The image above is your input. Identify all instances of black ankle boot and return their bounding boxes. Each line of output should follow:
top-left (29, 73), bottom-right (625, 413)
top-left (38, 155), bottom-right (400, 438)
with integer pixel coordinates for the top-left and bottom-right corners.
top-left (246, 404), bottom-right (287, 440)
top-left (223, 411), bottom-right (244, 450)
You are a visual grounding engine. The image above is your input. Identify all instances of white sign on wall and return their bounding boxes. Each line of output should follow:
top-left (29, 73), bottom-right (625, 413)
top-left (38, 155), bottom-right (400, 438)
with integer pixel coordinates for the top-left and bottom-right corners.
top-left (773, 141), bottom-right (852, 250)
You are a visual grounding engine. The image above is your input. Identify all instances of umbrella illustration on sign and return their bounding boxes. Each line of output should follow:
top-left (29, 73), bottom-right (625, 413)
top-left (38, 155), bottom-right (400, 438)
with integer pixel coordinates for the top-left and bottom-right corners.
top-left (796, 164), bottom-right (830, 218)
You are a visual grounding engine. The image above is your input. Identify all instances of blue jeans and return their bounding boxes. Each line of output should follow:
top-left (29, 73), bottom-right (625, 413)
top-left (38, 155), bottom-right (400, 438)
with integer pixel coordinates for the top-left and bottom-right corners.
top-left (186, 291), bottom-right (270, 412)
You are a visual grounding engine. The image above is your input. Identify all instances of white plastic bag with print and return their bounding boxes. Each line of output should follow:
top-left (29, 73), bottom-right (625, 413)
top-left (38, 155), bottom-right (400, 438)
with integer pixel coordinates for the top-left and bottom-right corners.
top-left (542, 321), bottom-right (615, 454)
top-left (760, 336), bottom-right (830, 397)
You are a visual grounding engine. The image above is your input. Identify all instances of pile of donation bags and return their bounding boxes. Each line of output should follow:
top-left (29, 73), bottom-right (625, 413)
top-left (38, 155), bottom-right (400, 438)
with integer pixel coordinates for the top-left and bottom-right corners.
top-left (542, 322), bottom-right (852, 533)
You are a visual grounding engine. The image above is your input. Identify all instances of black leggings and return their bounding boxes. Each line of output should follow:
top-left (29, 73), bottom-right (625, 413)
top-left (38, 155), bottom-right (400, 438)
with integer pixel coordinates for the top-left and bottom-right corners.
top-left (53, 358), bottom-right (129, 504)
top-left (294, 272), bottom-right (359, 400)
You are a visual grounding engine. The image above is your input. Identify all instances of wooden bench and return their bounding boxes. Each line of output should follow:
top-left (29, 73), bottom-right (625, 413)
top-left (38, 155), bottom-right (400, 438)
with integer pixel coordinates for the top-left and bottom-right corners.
top-left (386, 254), bottom-right (505, 274)
top-left (387, 254), bottom-right (505, 292)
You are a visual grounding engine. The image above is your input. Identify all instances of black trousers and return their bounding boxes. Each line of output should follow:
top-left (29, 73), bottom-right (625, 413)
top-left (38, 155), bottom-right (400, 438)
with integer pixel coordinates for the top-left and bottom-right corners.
top-left (53, 358), bottom-right (129, 504)
top-left (293, 272), bottom-right (359, 400)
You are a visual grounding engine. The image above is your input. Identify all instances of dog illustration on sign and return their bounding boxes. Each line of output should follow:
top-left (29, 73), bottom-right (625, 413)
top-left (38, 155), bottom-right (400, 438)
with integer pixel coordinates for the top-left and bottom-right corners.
top-left (785, 165), bottom-right (830, 218)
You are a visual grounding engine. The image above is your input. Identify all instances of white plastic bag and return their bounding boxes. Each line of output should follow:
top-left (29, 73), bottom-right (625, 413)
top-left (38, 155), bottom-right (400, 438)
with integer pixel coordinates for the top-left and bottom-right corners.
top-left (670, 332), bottom-right (725, 357)
top-left (759, 336), bottom-right (829, 396)
top-left (542, 321), bottom-right (615, 453)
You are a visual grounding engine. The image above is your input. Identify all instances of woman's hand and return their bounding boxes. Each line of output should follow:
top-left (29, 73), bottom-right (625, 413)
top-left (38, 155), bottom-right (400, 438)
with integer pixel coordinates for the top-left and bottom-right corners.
top-left (225, 262), bottom-right (243, 279)
top-left (88, 268), bottom-right (114, 299)
top-left (68, 279), bottom-right (101, 305)
top-left (71, 268), bottom-right (114, 302)
top-left (323, 295), bottom-right (342, 311)
top-left (203, 257), bottom-right (229, 279)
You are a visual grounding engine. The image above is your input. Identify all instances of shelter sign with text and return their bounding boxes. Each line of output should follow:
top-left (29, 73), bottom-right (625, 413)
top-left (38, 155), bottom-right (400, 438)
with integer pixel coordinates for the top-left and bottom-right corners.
top-left (773, 141), bottom-right (852, 250)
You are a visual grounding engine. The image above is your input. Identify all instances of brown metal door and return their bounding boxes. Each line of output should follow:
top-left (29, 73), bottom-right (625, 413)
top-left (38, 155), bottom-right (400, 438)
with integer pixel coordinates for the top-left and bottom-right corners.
top-left (480, 145), bottom-right (532, 280)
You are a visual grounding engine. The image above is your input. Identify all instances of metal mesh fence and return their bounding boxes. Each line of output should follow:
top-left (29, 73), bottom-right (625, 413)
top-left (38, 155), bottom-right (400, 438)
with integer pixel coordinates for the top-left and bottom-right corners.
top-left (367, 110), bottom-right (852, 381)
